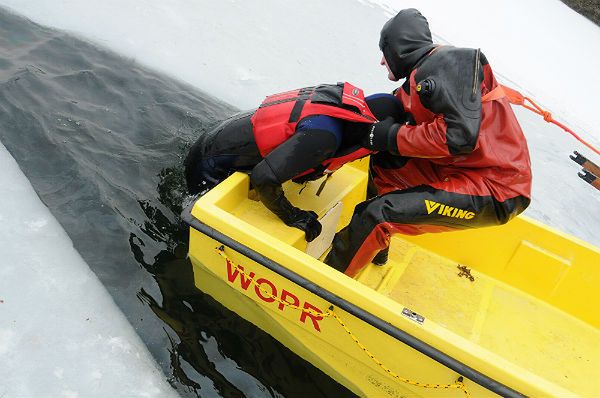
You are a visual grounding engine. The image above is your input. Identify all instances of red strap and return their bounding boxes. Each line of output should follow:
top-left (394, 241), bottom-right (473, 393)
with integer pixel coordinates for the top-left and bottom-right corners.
top-left (481, 85), bottom-right (506, 102)
top-left (482, 84), bottom-right (600, 156)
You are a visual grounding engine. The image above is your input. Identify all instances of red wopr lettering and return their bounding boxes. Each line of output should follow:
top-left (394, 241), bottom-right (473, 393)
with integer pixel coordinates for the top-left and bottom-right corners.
top-left (254, 278), bottom-right (277, 303)
top-left (278, 289), bottom-right (300, 311)
top-left (300, 302), bottom-right (324, 332)
top-left (226, 259), bottom-right (255, 290)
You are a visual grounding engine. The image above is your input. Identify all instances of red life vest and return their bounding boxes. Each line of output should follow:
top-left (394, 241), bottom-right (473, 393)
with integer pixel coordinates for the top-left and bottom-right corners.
top-left (251, 82), bottom-right (377, 177)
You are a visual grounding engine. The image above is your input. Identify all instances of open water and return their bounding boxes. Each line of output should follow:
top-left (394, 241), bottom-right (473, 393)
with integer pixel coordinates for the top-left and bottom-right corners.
top-left (0, 9), bottom-right (354, 398)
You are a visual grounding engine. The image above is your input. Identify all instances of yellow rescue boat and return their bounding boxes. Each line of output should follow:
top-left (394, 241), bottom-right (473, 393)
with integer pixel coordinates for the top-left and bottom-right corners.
top-left (182, 159), bottom-right (600, 397)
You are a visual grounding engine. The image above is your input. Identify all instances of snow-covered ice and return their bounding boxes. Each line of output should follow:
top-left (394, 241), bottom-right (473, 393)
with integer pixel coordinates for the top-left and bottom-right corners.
top-left (0, 142), bottom-right (177, 397)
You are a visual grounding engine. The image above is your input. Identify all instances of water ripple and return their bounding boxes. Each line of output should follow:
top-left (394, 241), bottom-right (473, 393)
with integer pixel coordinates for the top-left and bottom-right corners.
top-left (0, 8), bottom-right (354, 398)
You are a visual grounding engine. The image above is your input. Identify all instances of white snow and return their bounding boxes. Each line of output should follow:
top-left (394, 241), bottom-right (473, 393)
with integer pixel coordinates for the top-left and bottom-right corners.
top-left (1, 0), bottom-right (600, 395)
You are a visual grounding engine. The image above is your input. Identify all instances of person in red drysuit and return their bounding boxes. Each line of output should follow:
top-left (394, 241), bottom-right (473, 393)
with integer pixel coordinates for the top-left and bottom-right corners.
top-left (324, 8), bottom-right (532, 277)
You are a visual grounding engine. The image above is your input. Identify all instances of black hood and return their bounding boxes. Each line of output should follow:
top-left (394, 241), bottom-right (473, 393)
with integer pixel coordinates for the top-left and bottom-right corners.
top-left (379, 8), bottom-right (436, 79)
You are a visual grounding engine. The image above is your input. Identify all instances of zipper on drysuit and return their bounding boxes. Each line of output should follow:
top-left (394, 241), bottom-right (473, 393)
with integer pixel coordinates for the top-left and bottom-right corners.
top-left (471, 48), bottom-right (481, 100)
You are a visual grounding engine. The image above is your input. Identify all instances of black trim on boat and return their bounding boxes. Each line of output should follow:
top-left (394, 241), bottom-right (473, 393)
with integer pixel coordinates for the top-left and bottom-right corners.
top-left (181, 203), bottom-right (526, 398)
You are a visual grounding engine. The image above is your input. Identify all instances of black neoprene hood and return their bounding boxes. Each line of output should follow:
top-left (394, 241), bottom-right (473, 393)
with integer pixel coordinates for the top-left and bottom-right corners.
top-left (379, 8), bottom-right (436, 79)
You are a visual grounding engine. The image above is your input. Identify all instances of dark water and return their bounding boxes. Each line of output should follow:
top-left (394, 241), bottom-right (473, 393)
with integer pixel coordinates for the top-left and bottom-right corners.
top-left (0, 9), bottom-right (354, 398)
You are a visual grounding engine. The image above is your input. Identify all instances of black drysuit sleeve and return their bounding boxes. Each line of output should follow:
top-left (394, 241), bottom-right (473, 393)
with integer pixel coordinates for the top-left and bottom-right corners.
top-left (250, 128), bottom-right (337, 224)
top-left (409, 47), bottom-right (484, 155)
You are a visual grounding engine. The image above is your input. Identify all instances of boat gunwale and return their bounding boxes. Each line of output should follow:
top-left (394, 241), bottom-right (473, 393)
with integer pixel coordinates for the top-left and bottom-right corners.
top-left (181, 202), bottom-right (526, 398)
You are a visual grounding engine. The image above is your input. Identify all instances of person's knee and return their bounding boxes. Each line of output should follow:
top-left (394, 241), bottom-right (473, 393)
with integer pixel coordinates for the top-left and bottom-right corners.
top-left (249, 160), bottom-right (279, 189)
top-left (355, 197), bottom-right (392, 227)
top-left (184, 145), bottom-right (221, 194)
top-left (496, 195), bottom-right (531, 224)
top-left (365, 93), bottom-right (405, 122)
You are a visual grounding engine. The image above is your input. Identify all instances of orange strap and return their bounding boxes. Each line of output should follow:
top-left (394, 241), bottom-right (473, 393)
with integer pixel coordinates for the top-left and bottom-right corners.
top-left (483, 84), bottom-right (600, 156)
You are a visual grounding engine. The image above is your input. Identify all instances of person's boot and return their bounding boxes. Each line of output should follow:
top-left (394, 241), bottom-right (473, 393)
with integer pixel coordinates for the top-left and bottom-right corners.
top-left (372, 247), bottom-right (389, 266)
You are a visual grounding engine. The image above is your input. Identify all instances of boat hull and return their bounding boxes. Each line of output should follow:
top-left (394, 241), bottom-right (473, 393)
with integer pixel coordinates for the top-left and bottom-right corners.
top-left (189, 227), bottom-right (493, 398)
top-left (183, 160), bottom-right (600, 397)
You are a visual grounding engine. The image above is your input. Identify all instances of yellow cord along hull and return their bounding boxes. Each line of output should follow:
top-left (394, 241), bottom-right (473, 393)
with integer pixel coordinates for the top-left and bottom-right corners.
top-left (183, 159), bottom-right (600, 398)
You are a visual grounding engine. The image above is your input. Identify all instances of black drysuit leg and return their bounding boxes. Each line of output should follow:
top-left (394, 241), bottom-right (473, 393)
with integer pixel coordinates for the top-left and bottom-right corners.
top-left (325, 185), bottom-right (529, 276)
top-left (184, 111), bottom-right (260, 194)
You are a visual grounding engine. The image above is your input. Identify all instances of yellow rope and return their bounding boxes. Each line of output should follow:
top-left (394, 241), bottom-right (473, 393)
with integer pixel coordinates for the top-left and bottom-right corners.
top-left (327, 306), bottom-right (471, 398)
top-left (215, 247), bottom-right (471, 397)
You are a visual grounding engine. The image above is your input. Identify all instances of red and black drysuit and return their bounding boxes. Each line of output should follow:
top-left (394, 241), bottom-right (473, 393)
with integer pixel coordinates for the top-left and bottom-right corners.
top-left (324, 9), bottom-right (532, 276)
top-left (184, 83), bottom-right (398, 241)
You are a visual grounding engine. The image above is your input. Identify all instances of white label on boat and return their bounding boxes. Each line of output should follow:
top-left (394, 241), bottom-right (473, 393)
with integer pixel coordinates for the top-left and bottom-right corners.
top-left (305, 201), bottom-right (343, 259)
top-left (402, 308), bottom-right (425, 324)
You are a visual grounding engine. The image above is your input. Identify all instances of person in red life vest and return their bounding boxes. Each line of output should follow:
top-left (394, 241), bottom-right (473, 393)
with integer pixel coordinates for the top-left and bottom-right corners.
top-left (184, 82), bottom-right (403, 242)
top-left (324, 9), bottom-right (532, 276)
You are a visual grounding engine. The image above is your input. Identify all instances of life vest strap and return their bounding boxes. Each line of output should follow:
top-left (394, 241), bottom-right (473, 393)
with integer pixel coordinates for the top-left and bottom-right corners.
top-left (289, 87), bottom-right (314, 123)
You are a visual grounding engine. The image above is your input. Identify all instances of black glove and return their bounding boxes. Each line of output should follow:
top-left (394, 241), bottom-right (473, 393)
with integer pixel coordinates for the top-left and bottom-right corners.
top-left (286, 209), bottom-right (322, 242)
top-left (361, 116), bottom-right (400, 153)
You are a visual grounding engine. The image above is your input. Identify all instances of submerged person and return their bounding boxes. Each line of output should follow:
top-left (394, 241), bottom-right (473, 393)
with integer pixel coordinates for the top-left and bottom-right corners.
top-left (324, 9), bottom-right (532, 276)
top-left (184, 82), bottom-right (403, 242)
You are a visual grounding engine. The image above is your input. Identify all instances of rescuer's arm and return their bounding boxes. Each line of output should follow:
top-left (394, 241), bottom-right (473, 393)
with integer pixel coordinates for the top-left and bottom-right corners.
top-left (363, 100), bottom-right (481, 157)
top-left (250, 129), bottom-right (338, 242)
top-left (393, 96), bottom-right (481, 157)
top-left (364, 50), bottom-right (483, 158)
